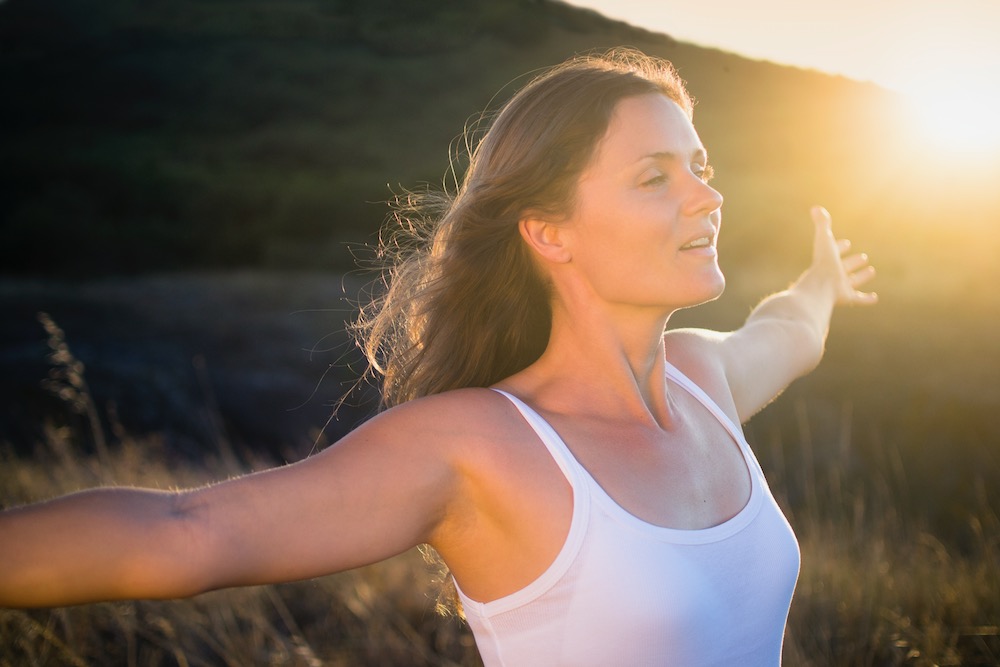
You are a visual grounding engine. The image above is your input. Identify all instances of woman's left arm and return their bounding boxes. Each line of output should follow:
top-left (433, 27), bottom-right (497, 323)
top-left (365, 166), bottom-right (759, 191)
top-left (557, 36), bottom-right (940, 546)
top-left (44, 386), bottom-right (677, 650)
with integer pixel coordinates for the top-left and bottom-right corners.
top-left (717, 206), bottom-right (877, 421)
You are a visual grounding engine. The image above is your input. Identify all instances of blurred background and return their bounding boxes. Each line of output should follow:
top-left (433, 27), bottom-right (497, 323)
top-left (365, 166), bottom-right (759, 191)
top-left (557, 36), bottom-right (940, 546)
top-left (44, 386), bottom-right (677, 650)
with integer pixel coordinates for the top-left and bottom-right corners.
top-left (1, 1), bottom-right (997, 664)
top-left (2, 0), bottom-right (998, 498)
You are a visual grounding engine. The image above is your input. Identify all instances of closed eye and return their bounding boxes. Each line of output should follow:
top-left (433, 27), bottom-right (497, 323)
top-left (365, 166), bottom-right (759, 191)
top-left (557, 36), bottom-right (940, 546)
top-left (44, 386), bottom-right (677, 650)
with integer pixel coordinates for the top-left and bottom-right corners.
top-left (695, 164), bottom-right (715, 182)
top-left (640, 174), bottom-right (667, 188)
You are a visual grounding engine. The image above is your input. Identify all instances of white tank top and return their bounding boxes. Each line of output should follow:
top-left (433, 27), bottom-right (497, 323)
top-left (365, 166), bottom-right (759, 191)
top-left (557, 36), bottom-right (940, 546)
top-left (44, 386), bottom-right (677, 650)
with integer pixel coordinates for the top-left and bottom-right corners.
top-left (457, 362), bottom-right (800, 666)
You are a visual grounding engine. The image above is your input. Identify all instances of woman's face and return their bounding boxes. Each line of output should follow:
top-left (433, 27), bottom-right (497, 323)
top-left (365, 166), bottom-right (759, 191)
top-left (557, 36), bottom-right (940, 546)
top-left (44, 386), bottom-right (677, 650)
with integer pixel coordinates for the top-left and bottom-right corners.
top-left (559, 93), bottom-right (725, 314)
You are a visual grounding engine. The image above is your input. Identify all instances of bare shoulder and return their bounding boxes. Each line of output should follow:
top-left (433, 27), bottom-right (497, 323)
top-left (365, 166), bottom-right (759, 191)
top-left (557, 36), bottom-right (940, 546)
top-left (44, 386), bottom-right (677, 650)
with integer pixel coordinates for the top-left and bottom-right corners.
top-left (352, 386), bottom-right (562, 571)
top-left (662, 326), bottom-right (728, 378)
top-left (662, 328), bottom-right (740, 422)
top-left (353, 387), bottom-right (526, 460)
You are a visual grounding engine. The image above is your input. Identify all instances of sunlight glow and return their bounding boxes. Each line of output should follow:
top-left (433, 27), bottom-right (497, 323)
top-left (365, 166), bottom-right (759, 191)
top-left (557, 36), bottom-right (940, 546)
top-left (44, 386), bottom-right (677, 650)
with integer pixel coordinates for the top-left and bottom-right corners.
top-left (562, 0), bottom-right (1000, 162)
top-left (904, 76), bottom-right (1000, 159)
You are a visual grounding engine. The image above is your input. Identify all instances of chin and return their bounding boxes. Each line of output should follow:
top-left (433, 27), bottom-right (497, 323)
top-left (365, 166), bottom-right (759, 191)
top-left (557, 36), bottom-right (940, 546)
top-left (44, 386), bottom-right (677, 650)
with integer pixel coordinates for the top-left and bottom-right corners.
top-left (693, 271), bottom-right (726, 306)
top-left (710, 271), bottom-right (726, 299)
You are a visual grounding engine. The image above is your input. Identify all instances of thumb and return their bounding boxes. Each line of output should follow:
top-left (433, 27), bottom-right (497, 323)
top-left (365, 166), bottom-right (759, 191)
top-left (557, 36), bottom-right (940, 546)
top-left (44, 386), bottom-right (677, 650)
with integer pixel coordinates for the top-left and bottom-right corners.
top-left (809, 205), bottom-right (845, 257)
top-left (810, 205), bottom-right (832, 232)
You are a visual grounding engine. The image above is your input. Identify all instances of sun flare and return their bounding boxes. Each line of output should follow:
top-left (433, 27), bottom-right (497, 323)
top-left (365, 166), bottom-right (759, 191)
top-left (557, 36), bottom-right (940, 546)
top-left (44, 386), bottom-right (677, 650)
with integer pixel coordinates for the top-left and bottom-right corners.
top-left (901, 72), bottom-right (1000, 160)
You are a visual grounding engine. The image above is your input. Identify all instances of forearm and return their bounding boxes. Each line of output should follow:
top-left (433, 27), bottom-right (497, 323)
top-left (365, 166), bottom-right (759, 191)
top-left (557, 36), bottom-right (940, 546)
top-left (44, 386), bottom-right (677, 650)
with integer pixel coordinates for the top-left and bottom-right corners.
top-left (717, 207), bottom-right (876, 421)
top-left (748, 205), bottom-right (875, 344)
top-left (748, 266), bottom-right (839, 347)
top-left (0, 487), bottom-right (200, 608)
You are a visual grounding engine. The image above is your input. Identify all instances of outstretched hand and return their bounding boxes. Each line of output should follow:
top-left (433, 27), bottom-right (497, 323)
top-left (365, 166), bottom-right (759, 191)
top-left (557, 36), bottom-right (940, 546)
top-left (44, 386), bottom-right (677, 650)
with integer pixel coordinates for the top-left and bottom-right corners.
top-left (809, 206), bottom-right (878, 306)
top-left (701, 205), bottom-right (878, 422)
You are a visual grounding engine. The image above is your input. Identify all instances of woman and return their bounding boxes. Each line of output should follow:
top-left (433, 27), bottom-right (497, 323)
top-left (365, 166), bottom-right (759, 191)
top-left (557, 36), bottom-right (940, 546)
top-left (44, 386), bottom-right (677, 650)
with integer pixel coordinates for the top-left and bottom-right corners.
top-left (0, 49), bottom-right (876, 665)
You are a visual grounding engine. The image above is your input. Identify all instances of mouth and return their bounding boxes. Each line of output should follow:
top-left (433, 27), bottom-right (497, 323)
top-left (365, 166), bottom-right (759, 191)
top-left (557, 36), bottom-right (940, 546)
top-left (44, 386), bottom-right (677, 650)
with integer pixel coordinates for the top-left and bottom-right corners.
top-left (680, 235), bottom-right (714, 251)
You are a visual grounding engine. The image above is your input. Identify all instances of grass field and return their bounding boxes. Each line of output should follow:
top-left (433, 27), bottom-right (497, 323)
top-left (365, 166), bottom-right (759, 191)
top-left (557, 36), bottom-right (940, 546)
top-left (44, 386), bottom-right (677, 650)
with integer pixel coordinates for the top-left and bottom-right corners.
top-left (2, 338), bottom-right (998, 666)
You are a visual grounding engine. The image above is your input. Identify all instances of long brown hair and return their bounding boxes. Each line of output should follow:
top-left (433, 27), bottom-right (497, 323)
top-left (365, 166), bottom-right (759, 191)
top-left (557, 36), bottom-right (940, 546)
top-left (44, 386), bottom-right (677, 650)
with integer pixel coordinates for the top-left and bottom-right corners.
top-left (354, 48), bottom-right (694, 408)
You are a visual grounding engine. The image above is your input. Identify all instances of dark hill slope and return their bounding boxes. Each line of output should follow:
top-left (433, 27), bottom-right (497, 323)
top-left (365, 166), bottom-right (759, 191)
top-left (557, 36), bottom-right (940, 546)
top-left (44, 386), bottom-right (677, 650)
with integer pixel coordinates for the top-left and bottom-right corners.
top-left (0, 0), bottom-right (908, 277)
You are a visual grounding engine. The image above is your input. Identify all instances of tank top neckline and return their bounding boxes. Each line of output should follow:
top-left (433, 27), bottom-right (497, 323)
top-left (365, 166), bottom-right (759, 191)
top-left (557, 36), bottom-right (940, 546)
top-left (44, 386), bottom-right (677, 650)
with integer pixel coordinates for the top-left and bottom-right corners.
top-left (491, 361), bottom-right (764, 545)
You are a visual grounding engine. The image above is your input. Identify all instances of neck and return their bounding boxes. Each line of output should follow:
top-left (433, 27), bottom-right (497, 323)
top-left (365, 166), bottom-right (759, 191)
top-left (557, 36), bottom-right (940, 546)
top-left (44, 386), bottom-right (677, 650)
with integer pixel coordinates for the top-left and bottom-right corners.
top-left (521, 297), bottom-right (677, 428)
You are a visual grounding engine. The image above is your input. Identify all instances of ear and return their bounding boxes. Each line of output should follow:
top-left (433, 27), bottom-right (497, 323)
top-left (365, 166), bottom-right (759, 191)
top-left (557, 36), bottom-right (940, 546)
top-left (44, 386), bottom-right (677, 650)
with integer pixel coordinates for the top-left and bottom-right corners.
top-left (518, 215), bottom-right (572, 264)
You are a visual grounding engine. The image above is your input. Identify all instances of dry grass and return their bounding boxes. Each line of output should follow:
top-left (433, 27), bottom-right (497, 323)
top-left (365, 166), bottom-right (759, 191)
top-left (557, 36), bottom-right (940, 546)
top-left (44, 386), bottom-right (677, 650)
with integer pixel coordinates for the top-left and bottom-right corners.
top-left (0, 433), bottom-right (479, 667)
top-left (4, 419), bottom-right (998, 666)
top-left (758, 402), bottom-right (1000, 666)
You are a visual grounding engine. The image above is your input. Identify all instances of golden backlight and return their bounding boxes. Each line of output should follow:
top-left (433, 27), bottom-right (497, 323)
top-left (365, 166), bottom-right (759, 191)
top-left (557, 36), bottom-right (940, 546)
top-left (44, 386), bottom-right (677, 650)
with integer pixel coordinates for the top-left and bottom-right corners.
top-left (902, 75), bottom-right (1000, 160)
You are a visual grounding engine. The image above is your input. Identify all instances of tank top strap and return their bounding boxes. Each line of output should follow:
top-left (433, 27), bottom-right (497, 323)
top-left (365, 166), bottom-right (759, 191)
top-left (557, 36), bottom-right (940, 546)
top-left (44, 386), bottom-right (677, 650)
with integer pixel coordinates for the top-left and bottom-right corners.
top-left (490, 388), bottom-right (589, 489)
top-left (663, 360), bottom-right (745, 447)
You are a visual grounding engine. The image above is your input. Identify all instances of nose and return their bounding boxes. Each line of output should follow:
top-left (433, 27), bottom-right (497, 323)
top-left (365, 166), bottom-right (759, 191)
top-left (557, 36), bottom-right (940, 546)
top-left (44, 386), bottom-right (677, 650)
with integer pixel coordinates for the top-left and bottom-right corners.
top-left (685, 178), bottom-right (723, 218)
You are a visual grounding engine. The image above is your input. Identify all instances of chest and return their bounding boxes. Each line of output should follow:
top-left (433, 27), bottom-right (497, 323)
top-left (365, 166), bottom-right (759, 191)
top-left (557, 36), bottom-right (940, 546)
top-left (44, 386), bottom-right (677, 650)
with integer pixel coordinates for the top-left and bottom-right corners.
top-left (545, 396), bottom-right (751, 530)
top-left (464, 440), bottom-right (802, 667)
top-left (445, 387), bottom-right (753, 603)
top-left (546, 496), bottom-right (801, 666)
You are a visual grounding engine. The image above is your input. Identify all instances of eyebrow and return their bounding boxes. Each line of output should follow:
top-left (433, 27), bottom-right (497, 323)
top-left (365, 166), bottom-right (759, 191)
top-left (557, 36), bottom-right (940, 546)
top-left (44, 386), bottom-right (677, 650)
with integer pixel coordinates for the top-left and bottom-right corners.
top-left (638, 148), bottom-right (708, 164)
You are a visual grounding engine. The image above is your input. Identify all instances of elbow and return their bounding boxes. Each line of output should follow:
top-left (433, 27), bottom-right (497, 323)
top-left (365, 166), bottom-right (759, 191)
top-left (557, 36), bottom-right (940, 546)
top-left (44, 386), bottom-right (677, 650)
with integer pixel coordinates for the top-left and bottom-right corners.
top-left (163, 490), bottom-right (221, 597)
top-left (790, 320), bottom-right (827, 376)
top-left (120, 490), bottom-right (217, 600)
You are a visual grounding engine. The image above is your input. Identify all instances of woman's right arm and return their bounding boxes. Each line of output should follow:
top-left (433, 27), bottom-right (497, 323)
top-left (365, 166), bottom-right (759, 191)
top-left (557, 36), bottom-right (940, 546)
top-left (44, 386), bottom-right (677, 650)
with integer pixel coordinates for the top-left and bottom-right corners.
top-left (0, 391), bottom-right (480, 608)
top-left (1, 486), bottom-right (205, 606)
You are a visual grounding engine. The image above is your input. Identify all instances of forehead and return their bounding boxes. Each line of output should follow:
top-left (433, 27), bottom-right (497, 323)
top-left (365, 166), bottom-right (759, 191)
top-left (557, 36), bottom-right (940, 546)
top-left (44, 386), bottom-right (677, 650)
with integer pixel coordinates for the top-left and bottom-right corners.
top-left (589, 94), bottom-right (703, 170)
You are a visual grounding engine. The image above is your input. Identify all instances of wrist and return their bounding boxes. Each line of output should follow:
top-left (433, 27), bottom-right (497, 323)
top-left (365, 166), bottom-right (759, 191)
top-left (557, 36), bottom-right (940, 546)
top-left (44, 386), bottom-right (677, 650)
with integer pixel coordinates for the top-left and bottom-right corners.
top-left (794, 265), bottom-right (839, 304)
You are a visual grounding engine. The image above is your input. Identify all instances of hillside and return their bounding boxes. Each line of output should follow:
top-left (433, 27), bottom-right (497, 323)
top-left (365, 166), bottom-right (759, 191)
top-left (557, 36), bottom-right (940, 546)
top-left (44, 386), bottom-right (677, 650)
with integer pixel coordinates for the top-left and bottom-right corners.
top-left (0, 0), bottom-right (930, 278)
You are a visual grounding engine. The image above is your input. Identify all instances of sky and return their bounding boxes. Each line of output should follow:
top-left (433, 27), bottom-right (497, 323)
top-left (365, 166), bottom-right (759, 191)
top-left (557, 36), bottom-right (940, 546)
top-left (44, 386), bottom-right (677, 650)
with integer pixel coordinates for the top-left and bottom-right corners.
top-left (561, 0), bottom-right (1000, 94)
top-left (562, 0), bottom-right (1000, 152)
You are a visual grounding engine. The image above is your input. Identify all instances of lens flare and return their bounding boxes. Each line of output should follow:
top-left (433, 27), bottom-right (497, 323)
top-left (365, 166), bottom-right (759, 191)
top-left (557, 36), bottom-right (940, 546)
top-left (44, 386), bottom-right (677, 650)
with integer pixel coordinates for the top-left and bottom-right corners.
top-left (902, 74), bottom-right (1000, 160)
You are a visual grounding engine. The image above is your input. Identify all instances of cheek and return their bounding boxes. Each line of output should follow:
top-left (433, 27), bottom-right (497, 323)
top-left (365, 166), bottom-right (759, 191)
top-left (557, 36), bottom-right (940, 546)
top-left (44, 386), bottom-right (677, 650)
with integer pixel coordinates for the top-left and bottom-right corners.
top-left (567, 186), bottom-right (675, 261)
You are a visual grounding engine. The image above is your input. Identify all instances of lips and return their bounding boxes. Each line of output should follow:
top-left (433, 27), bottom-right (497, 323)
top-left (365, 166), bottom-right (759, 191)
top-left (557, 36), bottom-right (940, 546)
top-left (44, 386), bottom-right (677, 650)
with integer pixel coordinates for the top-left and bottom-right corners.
top-left (680, 235), bottom-right (714, 250)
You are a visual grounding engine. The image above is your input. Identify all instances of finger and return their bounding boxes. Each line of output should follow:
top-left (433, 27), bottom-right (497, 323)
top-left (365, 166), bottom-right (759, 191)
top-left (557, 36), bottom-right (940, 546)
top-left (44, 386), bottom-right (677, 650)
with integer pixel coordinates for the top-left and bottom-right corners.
top-left (848, 265), bottom-right (877, 289)
top-left (841, 252), bottom-right (870, 272)
top-left (837, 239), bottom-right (852, 255)
top-left (810, 205), bottom-right (832, 229)
top-left (850, 290), bottom-right (879, 306)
